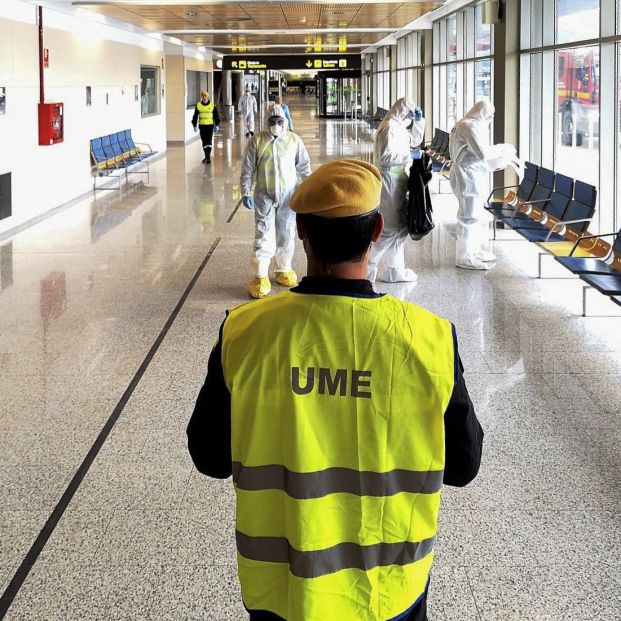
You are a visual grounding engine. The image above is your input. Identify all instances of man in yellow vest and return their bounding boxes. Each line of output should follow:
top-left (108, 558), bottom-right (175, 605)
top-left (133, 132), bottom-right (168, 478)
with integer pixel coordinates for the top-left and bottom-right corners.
top-left (191, 89), bottom-right (220, 164)
top-left (187, 159), bottom-right (483, 621)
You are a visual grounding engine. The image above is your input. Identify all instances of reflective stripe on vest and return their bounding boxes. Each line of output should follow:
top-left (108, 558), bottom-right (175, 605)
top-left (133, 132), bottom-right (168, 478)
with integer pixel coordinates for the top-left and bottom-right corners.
top-left (197, 100), bottom-right (214, 125)
top-left (221, 292), bottom-right (454, 621)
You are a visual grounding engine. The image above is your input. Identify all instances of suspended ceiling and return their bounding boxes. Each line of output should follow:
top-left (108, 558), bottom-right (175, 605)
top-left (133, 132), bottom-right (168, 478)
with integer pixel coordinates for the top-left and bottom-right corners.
top-left (70, 1), bottom-right (442, 54)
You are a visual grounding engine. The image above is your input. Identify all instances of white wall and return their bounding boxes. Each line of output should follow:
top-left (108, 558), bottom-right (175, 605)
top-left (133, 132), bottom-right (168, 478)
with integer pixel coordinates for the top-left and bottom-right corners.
top-left (0, 0), bottom-right (169, 235)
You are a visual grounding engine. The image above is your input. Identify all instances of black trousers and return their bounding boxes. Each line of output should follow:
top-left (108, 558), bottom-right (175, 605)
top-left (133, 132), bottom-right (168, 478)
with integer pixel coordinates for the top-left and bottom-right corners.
top-left (248, 589), bottom-right (428, 621)
top-left (199, 124), bottom-right (214, 158)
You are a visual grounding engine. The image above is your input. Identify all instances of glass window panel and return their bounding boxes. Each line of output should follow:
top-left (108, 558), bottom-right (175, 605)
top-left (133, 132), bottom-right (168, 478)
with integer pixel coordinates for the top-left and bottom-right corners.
top-left (617, 43), bottom-right (621, 229)
top-left (554, 45), bottom-right (599, 185)
top-left (465, 61), bottom-right (476, 112)
top-left (557, 0), bottom-right (599, 45)
top-left (439, 65), bottom-right (447, 129)
top-left (519, 54), bottom-right (532, 161)
top-left (457, 11), bottom-right (465, 59)
top-left (529, 53), bottom-right (543, 165)
top-left (475, 5), bottom-right (492, 57)
top-left (475, 59), bottom-right (493, 101)
top-left (542, 50), bottom-right (555, 167)
top-left (601, 0), bottom-right (614, 38)
top-left (530, 0), bottom-right (543, 47)
top-left (439, 19), bottom-right (447, 63)
top-left (521, 0), bottom-right (531, 48)
top-left (597, 41), bottom-right (613, 232)
top-left (140, 66), bottom-right (159, 117)
top-left (448, 16), bottom-right (457, 61)
top-left (465, 7), bottom-right (475, 57)
top-left (433, 22), bottom-right (440, 63)
top-left (433, 66), bottom-right (440, 129)
top-left (456, 62), bottom-right (465, 122)
top-left (447, 64), bottom-right (458, 128)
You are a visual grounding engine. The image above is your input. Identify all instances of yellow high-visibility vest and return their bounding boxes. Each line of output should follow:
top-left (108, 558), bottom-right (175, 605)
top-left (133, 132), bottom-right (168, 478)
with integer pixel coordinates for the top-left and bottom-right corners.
top-left (197, 100), bottom-right (214, 125)
top-left (221, 291), bottom-right (455, 621)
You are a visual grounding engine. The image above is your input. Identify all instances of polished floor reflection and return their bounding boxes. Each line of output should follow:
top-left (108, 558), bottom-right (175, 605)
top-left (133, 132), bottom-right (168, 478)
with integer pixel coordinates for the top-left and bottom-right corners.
top-left (0, 96), bottom-right (619, 620)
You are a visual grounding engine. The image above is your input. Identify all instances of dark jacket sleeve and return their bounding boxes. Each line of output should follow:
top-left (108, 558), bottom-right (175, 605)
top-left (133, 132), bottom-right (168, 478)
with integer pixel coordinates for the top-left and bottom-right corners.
top-left (187, 319), bottom-right (232, 478)
top-left (191, 104), bottom-right (199, 128)
top-left (213, 104), bottom-right (220, 126)
top-left (443, 327), bottom-right (484, 487)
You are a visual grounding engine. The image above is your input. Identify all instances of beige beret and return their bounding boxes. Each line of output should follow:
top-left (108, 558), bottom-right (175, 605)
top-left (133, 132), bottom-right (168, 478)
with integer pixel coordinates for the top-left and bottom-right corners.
top-left (290, 159), bottom-right (382, 219)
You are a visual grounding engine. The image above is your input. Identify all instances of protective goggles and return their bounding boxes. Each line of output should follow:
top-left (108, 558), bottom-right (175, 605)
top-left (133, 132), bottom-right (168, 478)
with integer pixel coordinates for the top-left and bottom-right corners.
top-left (267, 117), bottom-right (285, 126)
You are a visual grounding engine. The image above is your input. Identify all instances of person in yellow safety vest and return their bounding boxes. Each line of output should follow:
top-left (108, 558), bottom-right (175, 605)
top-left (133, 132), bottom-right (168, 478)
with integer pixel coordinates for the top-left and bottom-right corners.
top-left (187, 159), bottom-right (484, 621)
top-left (240, 109), bottom-right (311, 299)
top-left (191, 89), bottom-right (220, 164)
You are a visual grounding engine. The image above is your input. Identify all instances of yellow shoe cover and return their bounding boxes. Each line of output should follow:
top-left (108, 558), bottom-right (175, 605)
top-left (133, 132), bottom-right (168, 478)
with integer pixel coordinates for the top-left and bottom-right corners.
top-left (248, 276), bottom-right (271, 299)
top-left (275, 270), bottom-right (298, 288)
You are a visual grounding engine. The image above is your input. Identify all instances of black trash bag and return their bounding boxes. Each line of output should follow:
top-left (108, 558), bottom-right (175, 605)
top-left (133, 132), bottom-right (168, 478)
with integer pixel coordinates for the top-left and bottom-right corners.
top-left (405, 152), bottom-right (434, 240)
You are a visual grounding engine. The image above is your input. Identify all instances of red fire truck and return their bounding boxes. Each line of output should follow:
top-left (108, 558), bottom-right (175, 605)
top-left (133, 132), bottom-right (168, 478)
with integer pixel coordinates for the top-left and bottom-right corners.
top-left (557, 48), bottom-right (599, 147)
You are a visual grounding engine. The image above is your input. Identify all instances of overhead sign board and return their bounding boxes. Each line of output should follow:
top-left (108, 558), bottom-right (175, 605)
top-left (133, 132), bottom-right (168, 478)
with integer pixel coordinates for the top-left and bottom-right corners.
top-left (223, 55), bottom-right (361, 71)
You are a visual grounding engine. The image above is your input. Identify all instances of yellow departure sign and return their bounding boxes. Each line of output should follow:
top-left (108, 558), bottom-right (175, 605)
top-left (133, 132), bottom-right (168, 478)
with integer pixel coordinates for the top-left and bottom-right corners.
top-left (223, 55), bottom-right (360, 71)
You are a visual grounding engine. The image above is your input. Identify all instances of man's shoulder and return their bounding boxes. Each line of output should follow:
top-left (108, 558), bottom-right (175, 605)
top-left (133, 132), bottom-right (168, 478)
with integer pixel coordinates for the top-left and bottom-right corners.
top-left (383, 294), bottom-right (451, 326)
top-left (226, 291), bottom-right (292, 319)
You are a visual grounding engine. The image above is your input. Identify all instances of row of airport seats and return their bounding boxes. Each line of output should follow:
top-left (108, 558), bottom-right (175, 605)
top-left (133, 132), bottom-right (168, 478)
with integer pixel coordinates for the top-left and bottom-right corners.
top-left (90, 130), bottom-right (158, 192)
top-left (425, 129), bottom-right (452, 175)
top-left (487, 162), bottom-right (621, 314)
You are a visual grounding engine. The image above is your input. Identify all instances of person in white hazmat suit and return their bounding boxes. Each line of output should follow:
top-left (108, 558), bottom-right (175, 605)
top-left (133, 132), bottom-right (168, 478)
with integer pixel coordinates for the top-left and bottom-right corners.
top-left (238, 87), bottom-right (257, 138)
top-left (240, 110), bottom-right (312, 299)
top-left (367, 97), bottom-right (425, 283)
top-left (449, 101), bottom-right (521, 270)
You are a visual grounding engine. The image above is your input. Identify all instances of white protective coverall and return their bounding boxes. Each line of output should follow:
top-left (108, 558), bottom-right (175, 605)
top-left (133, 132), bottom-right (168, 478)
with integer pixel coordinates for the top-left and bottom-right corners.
top-left (238, 90), bottom-right (258, 135)
top-left (240, 114), bottom-right (311, 278)
top-left (449, 101), bottom-right (520, 270)
top-left (367, 98), bottom-right (425, 282)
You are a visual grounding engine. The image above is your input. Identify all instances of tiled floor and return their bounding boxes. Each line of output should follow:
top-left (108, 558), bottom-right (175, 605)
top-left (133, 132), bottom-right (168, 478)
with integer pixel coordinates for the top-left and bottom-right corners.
top-left (0, 97), bottom-right (619, 620)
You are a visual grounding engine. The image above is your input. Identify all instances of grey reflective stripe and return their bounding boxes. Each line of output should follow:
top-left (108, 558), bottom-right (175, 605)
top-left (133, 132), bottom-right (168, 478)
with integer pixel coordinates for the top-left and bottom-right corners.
top-left (232, 462), bottom-right (443, 498)
top-left (236, 531), bottom-right (435, 579)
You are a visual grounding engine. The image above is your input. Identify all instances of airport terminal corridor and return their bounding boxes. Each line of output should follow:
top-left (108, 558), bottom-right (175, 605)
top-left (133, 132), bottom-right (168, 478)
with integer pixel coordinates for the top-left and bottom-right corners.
top-left (1, 96), bottom-right (620, 620)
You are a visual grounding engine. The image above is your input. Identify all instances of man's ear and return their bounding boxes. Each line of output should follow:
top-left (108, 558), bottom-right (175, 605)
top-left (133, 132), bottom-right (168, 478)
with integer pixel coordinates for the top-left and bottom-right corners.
top-left (296, 214), bottom-right (307, 241)
top-left (372, 212), bottom-right (384, 242)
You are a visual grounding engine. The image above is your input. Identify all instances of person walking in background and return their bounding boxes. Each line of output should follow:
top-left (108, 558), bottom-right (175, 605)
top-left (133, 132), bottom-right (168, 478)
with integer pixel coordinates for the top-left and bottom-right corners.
top-left (239, 109), bottom-right (311, 299)
top-left (188, 158), bottom-right (483, 621)
top-left (368, 98), bottom-right (425, 283)
top-left (238, 86), bottom-right (257, 138)
top-left (274, 95), bottom-right (294, 131)
top-left (191, 90), bottom-right (220, 164)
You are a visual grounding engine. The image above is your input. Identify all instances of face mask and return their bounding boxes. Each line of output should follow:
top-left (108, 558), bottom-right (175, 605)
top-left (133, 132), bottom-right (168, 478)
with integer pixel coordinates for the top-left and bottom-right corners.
top-left (269, 124), bottom-right (284, 137)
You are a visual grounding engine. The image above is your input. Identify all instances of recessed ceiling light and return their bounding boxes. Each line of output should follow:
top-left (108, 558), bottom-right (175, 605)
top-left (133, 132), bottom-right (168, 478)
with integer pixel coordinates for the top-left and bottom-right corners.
top-left (186, 11), bottom-right (197, 17)
top-left (299, 17), bottom-right (307, 23)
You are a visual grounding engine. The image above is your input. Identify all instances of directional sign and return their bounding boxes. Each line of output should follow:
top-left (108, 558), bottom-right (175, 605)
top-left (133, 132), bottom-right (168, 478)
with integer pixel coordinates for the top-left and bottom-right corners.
top-left (222, 54), bottom-right (361, 71)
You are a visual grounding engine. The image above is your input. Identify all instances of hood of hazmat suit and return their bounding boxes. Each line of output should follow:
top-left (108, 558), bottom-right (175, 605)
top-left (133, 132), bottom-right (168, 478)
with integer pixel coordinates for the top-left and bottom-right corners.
top-left (267, 102), bottom-right (289, 130)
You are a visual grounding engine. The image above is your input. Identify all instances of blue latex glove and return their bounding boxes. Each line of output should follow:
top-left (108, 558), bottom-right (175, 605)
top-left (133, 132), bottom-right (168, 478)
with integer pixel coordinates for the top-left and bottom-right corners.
top-left (214, 125), bottom-right (220, 133)
top-left (410, 149), bottom-right (423, 160)
top-left (193, 126), bottom-right (198, 133)
top-left (414, 107), bottom-right (423, 122)
top-left (243, 196), bottom-right (254, 210)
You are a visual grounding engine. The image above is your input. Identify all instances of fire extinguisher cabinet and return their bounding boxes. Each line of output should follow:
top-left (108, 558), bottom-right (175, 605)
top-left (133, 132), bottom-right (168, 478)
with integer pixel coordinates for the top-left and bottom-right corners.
top-left (38, 102), bottom-right (64, 145)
